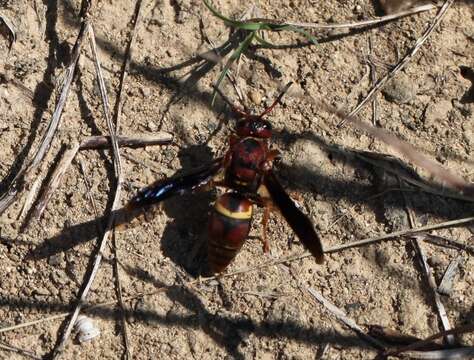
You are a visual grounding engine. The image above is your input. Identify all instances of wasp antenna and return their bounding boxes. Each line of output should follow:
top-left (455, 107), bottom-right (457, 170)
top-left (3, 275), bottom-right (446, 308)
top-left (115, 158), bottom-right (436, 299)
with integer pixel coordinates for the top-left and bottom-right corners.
top-left (212, 83), bottom-right (253, 119)
top-left (259, 81), bottom-right (293, 118)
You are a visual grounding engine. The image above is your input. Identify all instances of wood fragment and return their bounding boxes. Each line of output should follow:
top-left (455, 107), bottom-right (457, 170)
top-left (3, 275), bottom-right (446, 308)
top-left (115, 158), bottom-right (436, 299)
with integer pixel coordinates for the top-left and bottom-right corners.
top-left (306, 286), bottom-right (386, 350)
top-left (337, 0), bottom-right (454, 127)
top-left (79, 133), bottom-right (172, 150)
top-left (438, 256), bottom-right (463, 296)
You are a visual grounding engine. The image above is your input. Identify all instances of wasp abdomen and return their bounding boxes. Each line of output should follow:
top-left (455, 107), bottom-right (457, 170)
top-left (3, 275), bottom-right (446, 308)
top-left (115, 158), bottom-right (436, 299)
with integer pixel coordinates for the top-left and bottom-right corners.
top-left (208, 193), bottom-right (253, 273)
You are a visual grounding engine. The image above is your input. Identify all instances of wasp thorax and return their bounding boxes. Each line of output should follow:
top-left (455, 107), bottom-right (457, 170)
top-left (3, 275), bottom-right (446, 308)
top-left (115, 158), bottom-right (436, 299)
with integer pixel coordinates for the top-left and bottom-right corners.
top-left (235, 118), bottom-right (272, 138)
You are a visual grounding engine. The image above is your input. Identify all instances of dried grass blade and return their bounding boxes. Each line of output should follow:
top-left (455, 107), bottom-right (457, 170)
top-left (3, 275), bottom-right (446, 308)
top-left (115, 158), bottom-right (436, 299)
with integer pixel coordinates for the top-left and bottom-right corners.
top-left (354, 153), bottom-right (474, 202)
top-left (418, 233), bottom-right (474, 255)
top-left (285, 3), bottom-right (437, 29)
top-left (306, 287), bottom-right (386, 350)
top-left (51, 22), bottom-right (123, 358)
top-left (110, 1), bottom-right (144, 357)
top-left (325, 216), bottom-right (474, 253)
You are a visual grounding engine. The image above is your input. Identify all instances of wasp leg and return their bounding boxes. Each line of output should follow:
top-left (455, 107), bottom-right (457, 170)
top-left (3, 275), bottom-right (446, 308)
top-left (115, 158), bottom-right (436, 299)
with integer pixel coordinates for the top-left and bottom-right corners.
top-left (261, 203), bottom-right (271, 253)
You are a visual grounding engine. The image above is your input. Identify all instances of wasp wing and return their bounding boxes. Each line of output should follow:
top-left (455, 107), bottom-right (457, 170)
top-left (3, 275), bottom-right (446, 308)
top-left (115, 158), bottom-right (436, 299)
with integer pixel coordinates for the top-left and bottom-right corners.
top-left (128, 159), bottom-right (223, 208)
top-left (263, 171), bottom-right (324, 263)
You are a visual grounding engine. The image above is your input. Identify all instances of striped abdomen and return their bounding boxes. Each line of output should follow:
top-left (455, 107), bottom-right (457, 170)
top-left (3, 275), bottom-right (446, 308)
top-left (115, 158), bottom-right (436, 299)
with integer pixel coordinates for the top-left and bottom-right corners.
top-left (208, 193), bottom-right (253, 273)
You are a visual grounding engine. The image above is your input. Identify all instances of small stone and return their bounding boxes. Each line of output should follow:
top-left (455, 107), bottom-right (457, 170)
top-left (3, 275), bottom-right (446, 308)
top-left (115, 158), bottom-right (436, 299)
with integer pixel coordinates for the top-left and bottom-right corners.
top-left (147, 120), bottom-right (158, 132)
top-left (249, 90), bottom-right (262, 106)
top-left (33, 287), bottom-right (50, 297)
top-left (140, 86), bottom-right (151, 97)
top-left (382, 74), bottom-right (416, 104)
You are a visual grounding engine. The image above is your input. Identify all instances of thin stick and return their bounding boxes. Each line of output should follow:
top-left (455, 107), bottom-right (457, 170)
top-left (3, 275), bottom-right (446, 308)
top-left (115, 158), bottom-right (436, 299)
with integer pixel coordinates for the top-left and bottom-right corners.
top-left (51, 23), bottom-right (124, 358)
top-left (0, 2), bottom-right (91, 216)
top-left (0, 341), bottom-right (41, 360)
top-left (400, 179), bottom-right (454, 345)
top-left (325, 216), bottom-right (474, 253)
top-left (78, 133), bottom-right (172, 150)
top-left (286, 3), bottom-right (437, 29)
top-left (110, 1), bottom-right (144, 357)
top-left (306, 287), bottom-right (386, 350)
top-left (337, 0), bottom-right (454, 126)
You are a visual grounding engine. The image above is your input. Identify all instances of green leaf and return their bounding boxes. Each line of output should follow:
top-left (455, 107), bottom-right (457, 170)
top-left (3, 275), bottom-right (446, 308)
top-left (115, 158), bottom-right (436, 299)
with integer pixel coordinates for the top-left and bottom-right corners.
top-left (212, 31), bottom-right (256, 105)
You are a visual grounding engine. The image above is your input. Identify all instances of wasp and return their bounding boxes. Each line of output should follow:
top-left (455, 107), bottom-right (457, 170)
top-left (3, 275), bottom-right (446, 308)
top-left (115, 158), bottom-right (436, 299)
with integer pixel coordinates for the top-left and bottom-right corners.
top-left (128, 83), bottom-right (324, 273)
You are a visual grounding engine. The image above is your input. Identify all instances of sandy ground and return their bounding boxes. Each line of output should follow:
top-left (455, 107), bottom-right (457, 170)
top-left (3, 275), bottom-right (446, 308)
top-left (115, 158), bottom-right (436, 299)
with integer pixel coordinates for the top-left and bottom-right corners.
top-left (0, 0), bottom-right (473, 359)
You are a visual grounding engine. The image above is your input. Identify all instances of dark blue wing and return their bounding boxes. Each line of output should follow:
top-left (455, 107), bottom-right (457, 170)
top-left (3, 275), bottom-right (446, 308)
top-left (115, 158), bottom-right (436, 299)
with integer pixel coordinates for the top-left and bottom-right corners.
top-left (128, 159), bottom-right (223, 207)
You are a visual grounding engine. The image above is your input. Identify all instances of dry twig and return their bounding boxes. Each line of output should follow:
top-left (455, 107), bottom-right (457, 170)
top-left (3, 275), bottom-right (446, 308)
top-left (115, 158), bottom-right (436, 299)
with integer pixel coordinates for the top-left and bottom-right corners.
top-left (400, 179), bottom-right (454, 345)
top-left (0, 341), bottom-right (40, 360)
top-left (337, 0), bottom-right (454, 126)
top-left (52, 22), bottom-right (124, 358)
top-left (109, 1), bottom-right (144, 357)
top-left (0, 1), bottom-right (92, 216)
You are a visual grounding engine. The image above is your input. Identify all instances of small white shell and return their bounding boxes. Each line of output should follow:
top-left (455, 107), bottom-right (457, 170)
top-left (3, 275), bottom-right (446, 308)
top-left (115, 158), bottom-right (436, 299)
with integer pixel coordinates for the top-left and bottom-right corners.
top-left (75, 315), bottom-right (100, 343)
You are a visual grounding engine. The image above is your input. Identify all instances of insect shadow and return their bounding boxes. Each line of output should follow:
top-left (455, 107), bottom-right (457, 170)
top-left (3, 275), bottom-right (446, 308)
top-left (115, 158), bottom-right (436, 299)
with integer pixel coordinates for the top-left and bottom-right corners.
top-left (158, 143), bottom-right (217, 277)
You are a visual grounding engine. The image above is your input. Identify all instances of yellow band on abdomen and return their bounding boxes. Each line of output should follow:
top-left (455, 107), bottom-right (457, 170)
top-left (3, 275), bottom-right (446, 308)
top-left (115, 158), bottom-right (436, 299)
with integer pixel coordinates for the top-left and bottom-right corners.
top-left (215, 201), bottom-right (252, 220)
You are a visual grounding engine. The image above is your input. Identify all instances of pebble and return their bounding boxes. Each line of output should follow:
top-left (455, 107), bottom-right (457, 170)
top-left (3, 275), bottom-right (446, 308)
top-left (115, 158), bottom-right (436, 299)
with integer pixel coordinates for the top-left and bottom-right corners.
top-left (249, 89), bottom-right (262, 106)
top-left (382, 74), bottom-right (416, 104)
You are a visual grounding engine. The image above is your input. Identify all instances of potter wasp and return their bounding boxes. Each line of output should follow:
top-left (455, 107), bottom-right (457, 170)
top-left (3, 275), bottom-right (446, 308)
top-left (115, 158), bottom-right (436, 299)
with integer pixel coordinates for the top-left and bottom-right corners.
top-left (128, 83), bottom-right (324, 273)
